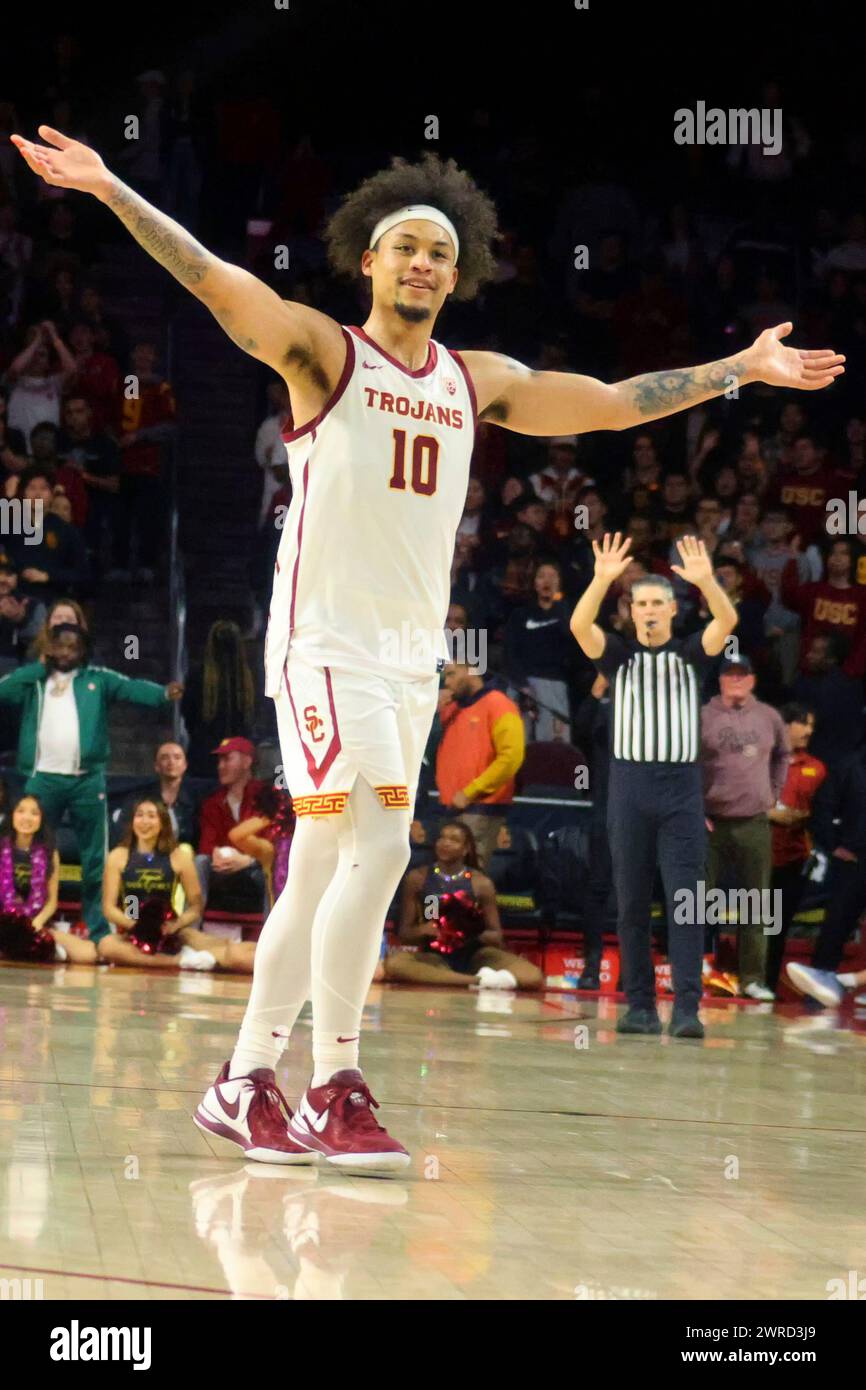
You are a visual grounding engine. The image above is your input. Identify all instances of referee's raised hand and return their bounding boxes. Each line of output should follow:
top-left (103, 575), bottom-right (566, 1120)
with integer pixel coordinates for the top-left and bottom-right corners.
top-left (591, 531), bottom-right (633, 584)
top-left (670, 534), bottom-right (713, 587)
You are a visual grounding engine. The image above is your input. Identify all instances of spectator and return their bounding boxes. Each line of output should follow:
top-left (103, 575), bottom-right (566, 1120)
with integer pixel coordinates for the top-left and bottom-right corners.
top-left (708, 558), bottom-right (769, 666)
top-left (66, 320), bottom-right (121, 435)
top-left (28, 419), bottom-right (87, 524)
top-left (790, 632), bottom-right (864, 767)
top-left (77, 283), bottom-right (129, 365)
top-left (57, 395), bottom-right (120, 574)
top-left (28, 596), bottom-right (88, 659)
top-left (110, 740), bottom-right (199, 848)
top-left (504, 559), bottom-right (574, 742)
top-left (6, 464), bottom-right (90, 604)
top-left (0, 560), bottom-right (41, 673)
top-left (767, 704), bottom-right (827, 992)
top-left (0, 792), bottom-right (97, 965)
top-left (658, 470), bottom-right (694, 544)
top-left (5, 321), bottom-right (76, 447)
top-left (773, 430), bottom-right (845, 546)
top-left (254, 377), bottom-right (291, 530)
top-left (701, 654), bottom-right (791, 999)
top-left (228, 782), bottom-right (296, 911)
top-left (781, 537), bottom-right (866, 677)
top-left (195, 736), bottom-right (268, 916)
top-left (436, 663), bottom-right (525, 868)
top-left (529, 435), bottom-right (591, 524)
top-left (0, 388), bottom-right (28, 481)
top-left (0, 623), bottom-right (182, 943)
top-left (786, 737), bottom-right (866, 1006)
top-left (182, 619), bottom-right (257, 775)
top-left (384, 818), bottom-right (542, 990)
top-left (114, 340), bottom-right (176, 582)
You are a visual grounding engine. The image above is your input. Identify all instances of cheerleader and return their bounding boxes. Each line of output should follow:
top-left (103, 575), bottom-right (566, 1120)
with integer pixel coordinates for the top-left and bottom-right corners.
top-left (0, 793), bottom-right (97, 964)
top-left (383, 819), bottom-right (543, 990)
top-left (98, 798), bottom-right (257, 971)
top-left (228, 783), bottom-right (295, 909)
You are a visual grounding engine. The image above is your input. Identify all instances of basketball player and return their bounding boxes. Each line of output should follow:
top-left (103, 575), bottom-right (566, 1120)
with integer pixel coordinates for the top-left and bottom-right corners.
top-left (13, 125), bottom-right (844, 1175)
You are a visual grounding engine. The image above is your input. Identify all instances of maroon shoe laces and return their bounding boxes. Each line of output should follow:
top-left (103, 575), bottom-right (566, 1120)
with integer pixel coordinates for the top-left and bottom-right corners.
top-left (248, 1072), bottom-right (293, 1128)
top-left (332, 1079), bottom-right (385, 1133)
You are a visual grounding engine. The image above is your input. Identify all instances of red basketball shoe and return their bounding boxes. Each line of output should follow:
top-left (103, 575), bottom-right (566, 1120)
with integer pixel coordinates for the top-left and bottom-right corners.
top-left (194, 1062), bottom-right (316, 1165)
top-left (288, 1069), bottom-right (410, 1175)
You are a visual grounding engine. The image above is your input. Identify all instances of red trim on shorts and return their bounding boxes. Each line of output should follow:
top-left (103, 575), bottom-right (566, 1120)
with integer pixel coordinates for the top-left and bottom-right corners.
top-left (280, 328), bottom-right (355, 444)
top-left (283, 660), bottom-right (342, 790)
top-left (348, 325), bottom-right (438, 378)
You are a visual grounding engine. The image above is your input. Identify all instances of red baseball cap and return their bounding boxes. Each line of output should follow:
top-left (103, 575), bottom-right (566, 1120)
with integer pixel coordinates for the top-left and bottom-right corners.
top-left (211, 736), bottom-right (256, 758)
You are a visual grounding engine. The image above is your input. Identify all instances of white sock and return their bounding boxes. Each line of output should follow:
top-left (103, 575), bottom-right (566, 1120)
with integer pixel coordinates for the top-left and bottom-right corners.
top-left (230, 1024), bottom-right (289, 1079)
top-left (180, 945), bottom-right (216, 971)
top-left (312, 1033), bottom-right (359, 1088)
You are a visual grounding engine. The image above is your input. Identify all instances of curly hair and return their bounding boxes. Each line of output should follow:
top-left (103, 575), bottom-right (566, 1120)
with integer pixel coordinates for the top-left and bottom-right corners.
top-left (324, 153), bottom-right (498, 301)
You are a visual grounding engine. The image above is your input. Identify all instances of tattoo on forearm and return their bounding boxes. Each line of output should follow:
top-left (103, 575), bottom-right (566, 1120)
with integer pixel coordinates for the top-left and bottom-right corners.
top-left (106, 179), bottom-right (210, 288)
top-left (106, 178), bottom-right (261, 352)
top-left (628, 357), bottom-right (749, 415)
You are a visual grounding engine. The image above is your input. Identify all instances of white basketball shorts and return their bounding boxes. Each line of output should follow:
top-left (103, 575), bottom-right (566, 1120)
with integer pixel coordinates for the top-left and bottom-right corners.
top-left (274, 648), bottom-right (440, 818)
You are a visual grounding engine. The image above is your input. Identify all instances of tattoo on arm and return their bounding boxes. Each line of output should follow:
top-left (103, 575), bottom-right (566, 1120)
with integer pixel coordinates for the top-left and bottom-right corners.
top-left (106, 179), bottom-right (210, 287)
top-left (106, 179), bottom-right (262, 353)
top-left (628, 358), bottom-right (749, 415)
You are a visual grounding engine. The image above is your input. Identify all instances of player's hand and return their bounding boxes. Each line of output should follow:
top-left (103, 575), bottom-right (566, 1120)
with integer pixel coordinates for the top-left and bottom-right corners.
top-left (670, 534), bottom-right (713, 588)
top-left (746, 323), bottom-right (845, 392)
top-left (11, 126), bottom-right (113, 199)
top-left (591, 531), bottom-right (633, 584)
top-left (451, 790), bottom-right (470, 810)
top-left (165, 681), bottom-right (184, 700)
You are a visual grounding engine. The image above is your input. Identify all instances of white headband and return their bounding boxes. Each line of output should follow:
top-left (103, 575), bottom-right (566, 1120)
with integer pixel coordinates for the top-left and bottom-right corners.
top-left (368, 204), bottom-right (459, 261)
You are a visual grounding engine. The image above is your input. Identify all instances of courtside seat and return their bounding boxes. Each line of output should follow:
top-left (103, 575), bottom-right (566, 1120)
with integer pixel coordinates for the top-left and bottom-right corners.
top-left (516, 740), bottom-right (586, 798)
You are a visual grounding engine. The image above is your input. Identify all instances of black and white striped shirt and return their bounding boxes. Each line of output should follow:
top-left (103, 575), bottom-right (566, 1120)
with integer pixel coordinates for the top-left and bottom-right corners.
top-left (596, 632), bottom-right (712, 764)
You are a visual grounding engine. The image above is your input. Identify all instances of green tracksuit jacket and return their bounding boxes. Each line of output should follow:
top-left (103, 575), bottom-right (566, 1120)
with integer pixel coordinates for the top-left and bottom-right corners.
top-left (0, 662), bottom-right (170, 776)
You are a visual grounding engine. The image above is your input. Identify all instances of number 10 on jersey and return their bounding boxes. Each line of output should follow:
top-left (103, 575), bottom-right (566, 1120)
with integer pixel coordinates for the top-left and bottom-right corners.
top-left (388, 429), bottom-right (439, 496)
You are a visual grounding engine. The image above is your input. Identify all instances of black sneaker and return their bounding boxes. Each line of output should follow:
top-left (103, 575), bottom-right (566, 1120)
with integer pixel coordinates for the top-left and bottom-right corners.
top-left (669, 1011), bottom-right (705, 1039)
top-left (577, 968), bottom-right (600, 990)
top-left (616, 1006), bottom-right (662, 1035)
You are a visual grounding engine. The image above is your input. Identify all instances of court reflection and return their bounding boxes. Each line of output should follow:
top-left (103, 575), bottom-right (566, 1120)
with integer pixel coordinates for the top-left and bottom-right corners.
top-left (188, 1166), bottom-right (409, 1299)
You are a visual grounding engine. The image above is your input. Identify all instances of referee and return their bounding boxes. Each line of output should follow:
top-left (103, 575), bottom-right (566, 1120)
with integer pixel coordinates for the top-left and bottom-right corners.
top-left (570, 533), bottom-right (737, 1038)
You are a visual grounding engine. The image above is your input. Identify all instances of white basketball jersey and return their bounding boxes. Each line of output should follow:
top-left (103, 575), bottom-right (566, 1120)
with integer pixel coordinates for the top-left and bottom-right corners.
top-left (264, 325), bottom-right (476, 696)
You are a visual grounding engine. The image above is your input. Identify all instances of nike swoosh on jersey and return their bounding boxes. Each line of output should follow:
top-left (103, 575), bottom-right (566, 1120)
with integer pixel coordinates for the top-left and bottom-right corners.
top-left (525, 618), bottom-right (560, 630)
top-left (337, 1035), bottom-right (359, 1043)
top-left (362, 362), bottom-right (383, 369)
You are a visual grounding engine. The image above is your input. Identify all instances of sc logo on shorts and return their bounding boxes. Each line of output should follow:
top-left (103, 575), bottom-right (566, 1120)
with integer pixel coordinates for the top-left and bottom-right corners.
top-left (303, 705), bottom-right (326, 743)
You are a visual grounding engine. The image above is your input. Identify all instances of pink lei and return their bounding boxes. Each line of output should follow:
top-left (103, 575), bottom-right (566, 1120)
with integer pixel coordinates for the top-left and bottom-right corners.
top-left (0, 841), bottom-right (48, 917)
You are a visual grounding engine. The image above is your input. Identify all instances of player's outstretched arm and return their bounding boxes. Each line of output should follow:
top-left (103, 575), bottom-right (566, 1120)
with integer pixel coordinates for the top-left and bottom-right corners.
top-left (11, 126), bottom-right (342, 381)
top-left (569, 531), bottom-right (632, 660)
top-left (461, 324), bottom-right (845, 436)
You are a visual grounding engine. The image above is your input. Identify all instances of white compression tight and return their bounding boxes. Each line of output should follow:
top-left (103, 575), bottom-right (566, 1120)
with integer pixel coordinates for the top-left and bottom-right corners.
top-left (230, 775), bottom-right (411, 1085)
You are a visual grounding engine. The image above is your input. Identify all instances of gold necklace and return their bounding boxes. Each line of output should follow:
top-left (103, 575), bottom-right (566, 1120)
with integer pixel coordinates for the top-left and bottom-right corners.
top-left (50, 673), bottom-right (73, 697)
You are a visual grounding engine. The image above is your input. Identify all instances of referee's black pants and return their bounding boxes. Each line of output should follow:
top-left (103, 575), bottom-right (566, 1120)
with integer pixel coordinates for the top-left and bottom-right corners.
top-left (606, 761), bottom-right (706, 1013)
